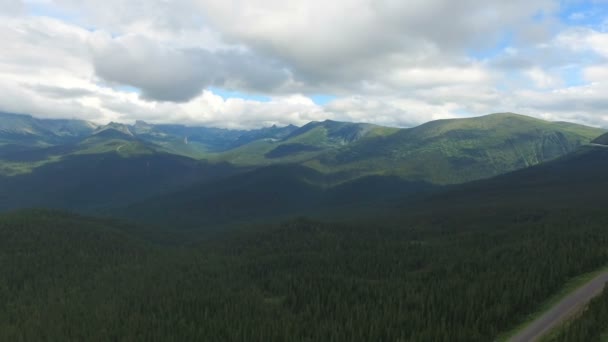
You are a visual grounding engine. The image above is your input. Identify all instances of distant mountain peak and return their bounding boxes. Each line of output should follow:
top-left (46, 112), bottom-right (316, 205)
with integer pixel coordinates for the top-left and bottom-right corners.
top-left (283, 120), bottom-right (378, 144)
top-left (132, 120), bottom-right (155, 134)
top-left (0, 111), bottom-right (96, 143)
top-left (94, 122), bottom-right (134, 137)
top-left (88, 123), bottom-right (138, 143)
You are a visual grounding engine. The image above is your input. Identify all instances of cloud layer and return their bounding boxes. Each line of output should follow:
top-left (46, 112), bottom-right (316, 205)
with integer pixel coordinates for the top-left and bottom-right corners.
top-left (0, 0), bottom-right (607, 128)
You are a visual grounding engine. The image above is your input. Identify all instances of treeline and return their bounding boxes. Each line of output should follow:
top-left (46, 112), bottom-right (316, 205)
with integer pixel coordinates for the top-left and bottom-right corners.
top-left (546, 286), bottom-right (608, 342)
top-left (2, 208), bottom-right (608, 341)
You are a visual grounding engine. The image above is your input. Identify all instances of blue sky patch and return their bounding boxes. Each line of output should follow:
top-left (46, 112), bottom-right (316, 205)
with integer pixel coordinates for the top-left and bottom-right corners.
top-left (310, 95), bottom-right (337, 105)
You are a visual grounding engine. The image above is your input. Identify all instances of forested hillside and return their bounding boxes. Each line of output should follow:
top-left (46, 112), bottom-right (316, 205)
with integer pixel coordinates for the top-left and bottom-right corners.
top-left (2, 112), bottom-right (608, 341)
top-left (0, 154), bottom-right (239, 212)
top-left (2, 205), bottom-right (608, 341)
top-left (121, 164), bottom-right (434, 227)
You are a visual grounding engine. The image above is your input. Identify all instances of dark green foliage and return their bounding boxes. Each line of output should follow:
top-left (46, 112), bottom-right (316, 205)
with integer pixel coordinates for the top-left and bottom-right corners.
top-left (546, 287), bottom-right (608, 342)
top-left (2, 112), bottom-right (608, 341)
top-left (122, 143), bottom-right (608, 228)
top-left (0, 143), bottom-right (77, 162)
top-left (2, 208), bottom-right (608, 341)
top-left (122, 164), bottom-right (435, 227)
top-left (0, 153), bottom-right (239, 212)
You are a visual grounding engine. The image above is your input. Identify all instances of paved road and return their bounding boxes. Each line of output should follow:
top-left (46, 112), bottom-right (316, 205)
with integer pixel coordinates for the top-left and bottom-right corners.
top-left (509, 271), bottom-right (608, 342)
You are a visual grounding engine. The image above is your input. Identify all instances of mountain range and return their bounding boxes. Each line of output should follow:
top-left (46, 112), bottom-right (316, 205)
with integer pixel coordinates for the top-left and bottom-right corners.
top-left (3, 111), bottom-right (608, 341)
top-left (0, 111), bottom-right (605, 225)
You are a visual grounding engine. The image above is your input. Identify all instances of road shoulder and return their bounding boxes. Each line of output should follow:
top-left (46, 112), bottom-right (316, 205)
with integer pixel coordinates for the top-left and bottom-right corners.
top-left (498, 266), bottom-right (608, 341)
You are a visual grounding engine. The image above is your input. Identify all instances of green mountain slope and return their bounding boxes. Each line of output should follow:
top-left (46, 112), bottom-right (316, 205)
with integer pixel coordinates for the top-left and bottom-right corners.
top-left (0, 125), bottom-right (168, 176)
top-left (0, 113), bottom-right (300, 172)
top-left (77, 125), bottom-right (159, 156)
top-left (0, 112), bottom-right (96, 145)
top-left (131, 121), bottom-right (298, 157)
top-left (0, 112), bottom-right (605, 219)
top-left (316, 113), bottom-right (605, 184)
top-left (210, 120), bottom-right (399, 165)
top-left (1, 112), bottom-right (602, 185)
top-left (416, 144), bottom-right (608, 215)
top-left (199, 113), bottom-right (604, 185)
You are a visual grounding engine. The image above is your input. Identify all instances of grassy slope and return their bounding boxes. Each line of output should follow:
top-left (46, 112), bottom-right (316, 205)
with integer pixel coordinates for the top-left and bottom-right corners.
top-left (208, 121), bottom-right (399, 166)
top-left (0, 128), bottom-right (163, 176)
top-left (0, 112), bottom-right (95, 147)
top-left (317, 113), bottom-right (605, 184)
top-left (0, 113), bottom-right (603, 185)
top-left (0, 115), bottom-right (298, 174)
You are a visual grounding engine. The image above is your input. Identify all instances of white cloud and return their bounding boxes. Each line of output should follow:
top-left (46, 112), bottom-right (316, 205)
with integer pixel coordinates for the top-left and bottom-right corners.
top-left (526, 68), bottom-right (563, 89)
top-left (556, 28), bottom-right (608, 58)
top-left (0, 0), bottom-right (607, 129)
top-left (0, 0), bottom-right (24, 16)
top-left (198, 0), bottom-right (555, 64)
top-left (387, 65), bottom-right (491, 89)
top-left (90, 33), bottom-right (293, 102)
top-left (584, 65), bottom-right (608, 82)
top-left (325, 96), bottom-right (459, 127)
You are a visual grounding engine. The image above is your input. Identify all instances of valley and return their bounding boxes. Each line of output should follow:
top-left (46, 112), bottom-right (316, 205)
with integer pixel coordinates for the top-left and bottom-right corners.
top-left (1, 111), bottom-right (608, 341)
top-left (0, 111), bottom-right (604, 220)
top-left (4, 3), bottom-right (608, 340)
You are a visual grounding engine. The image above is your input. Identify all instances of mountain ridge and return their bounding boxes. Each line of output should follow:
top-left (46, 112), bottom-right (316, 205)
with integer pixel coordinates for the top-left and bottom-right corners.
top-left (312, 112), bottom-right (605, 184)
top-left (0, 111), bottom-right (605, 216)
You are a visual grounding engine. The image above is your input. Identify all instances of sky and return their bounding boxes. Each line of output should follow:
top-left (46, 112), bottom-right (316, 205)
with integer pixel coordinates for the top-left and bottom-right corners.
top-left (0, 0), bottom-right (607, 129)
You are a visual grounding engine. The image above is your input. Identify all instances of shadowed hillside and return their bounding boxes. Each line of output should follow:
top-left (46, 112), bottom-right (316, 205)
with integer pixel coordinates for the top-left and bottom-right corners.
top-left (0, 153), bottom-right (239, 212)
top-left (121, 164), bottom-right (435, 227)
top-left (592, 132), bottom-right (608, 145)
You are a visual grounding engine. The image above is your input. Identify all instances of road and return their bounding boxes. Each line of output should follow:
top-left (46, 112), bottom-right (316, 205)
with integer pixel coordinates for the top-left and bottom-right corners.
top-left (509, 271), bottom-right (608, 342)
